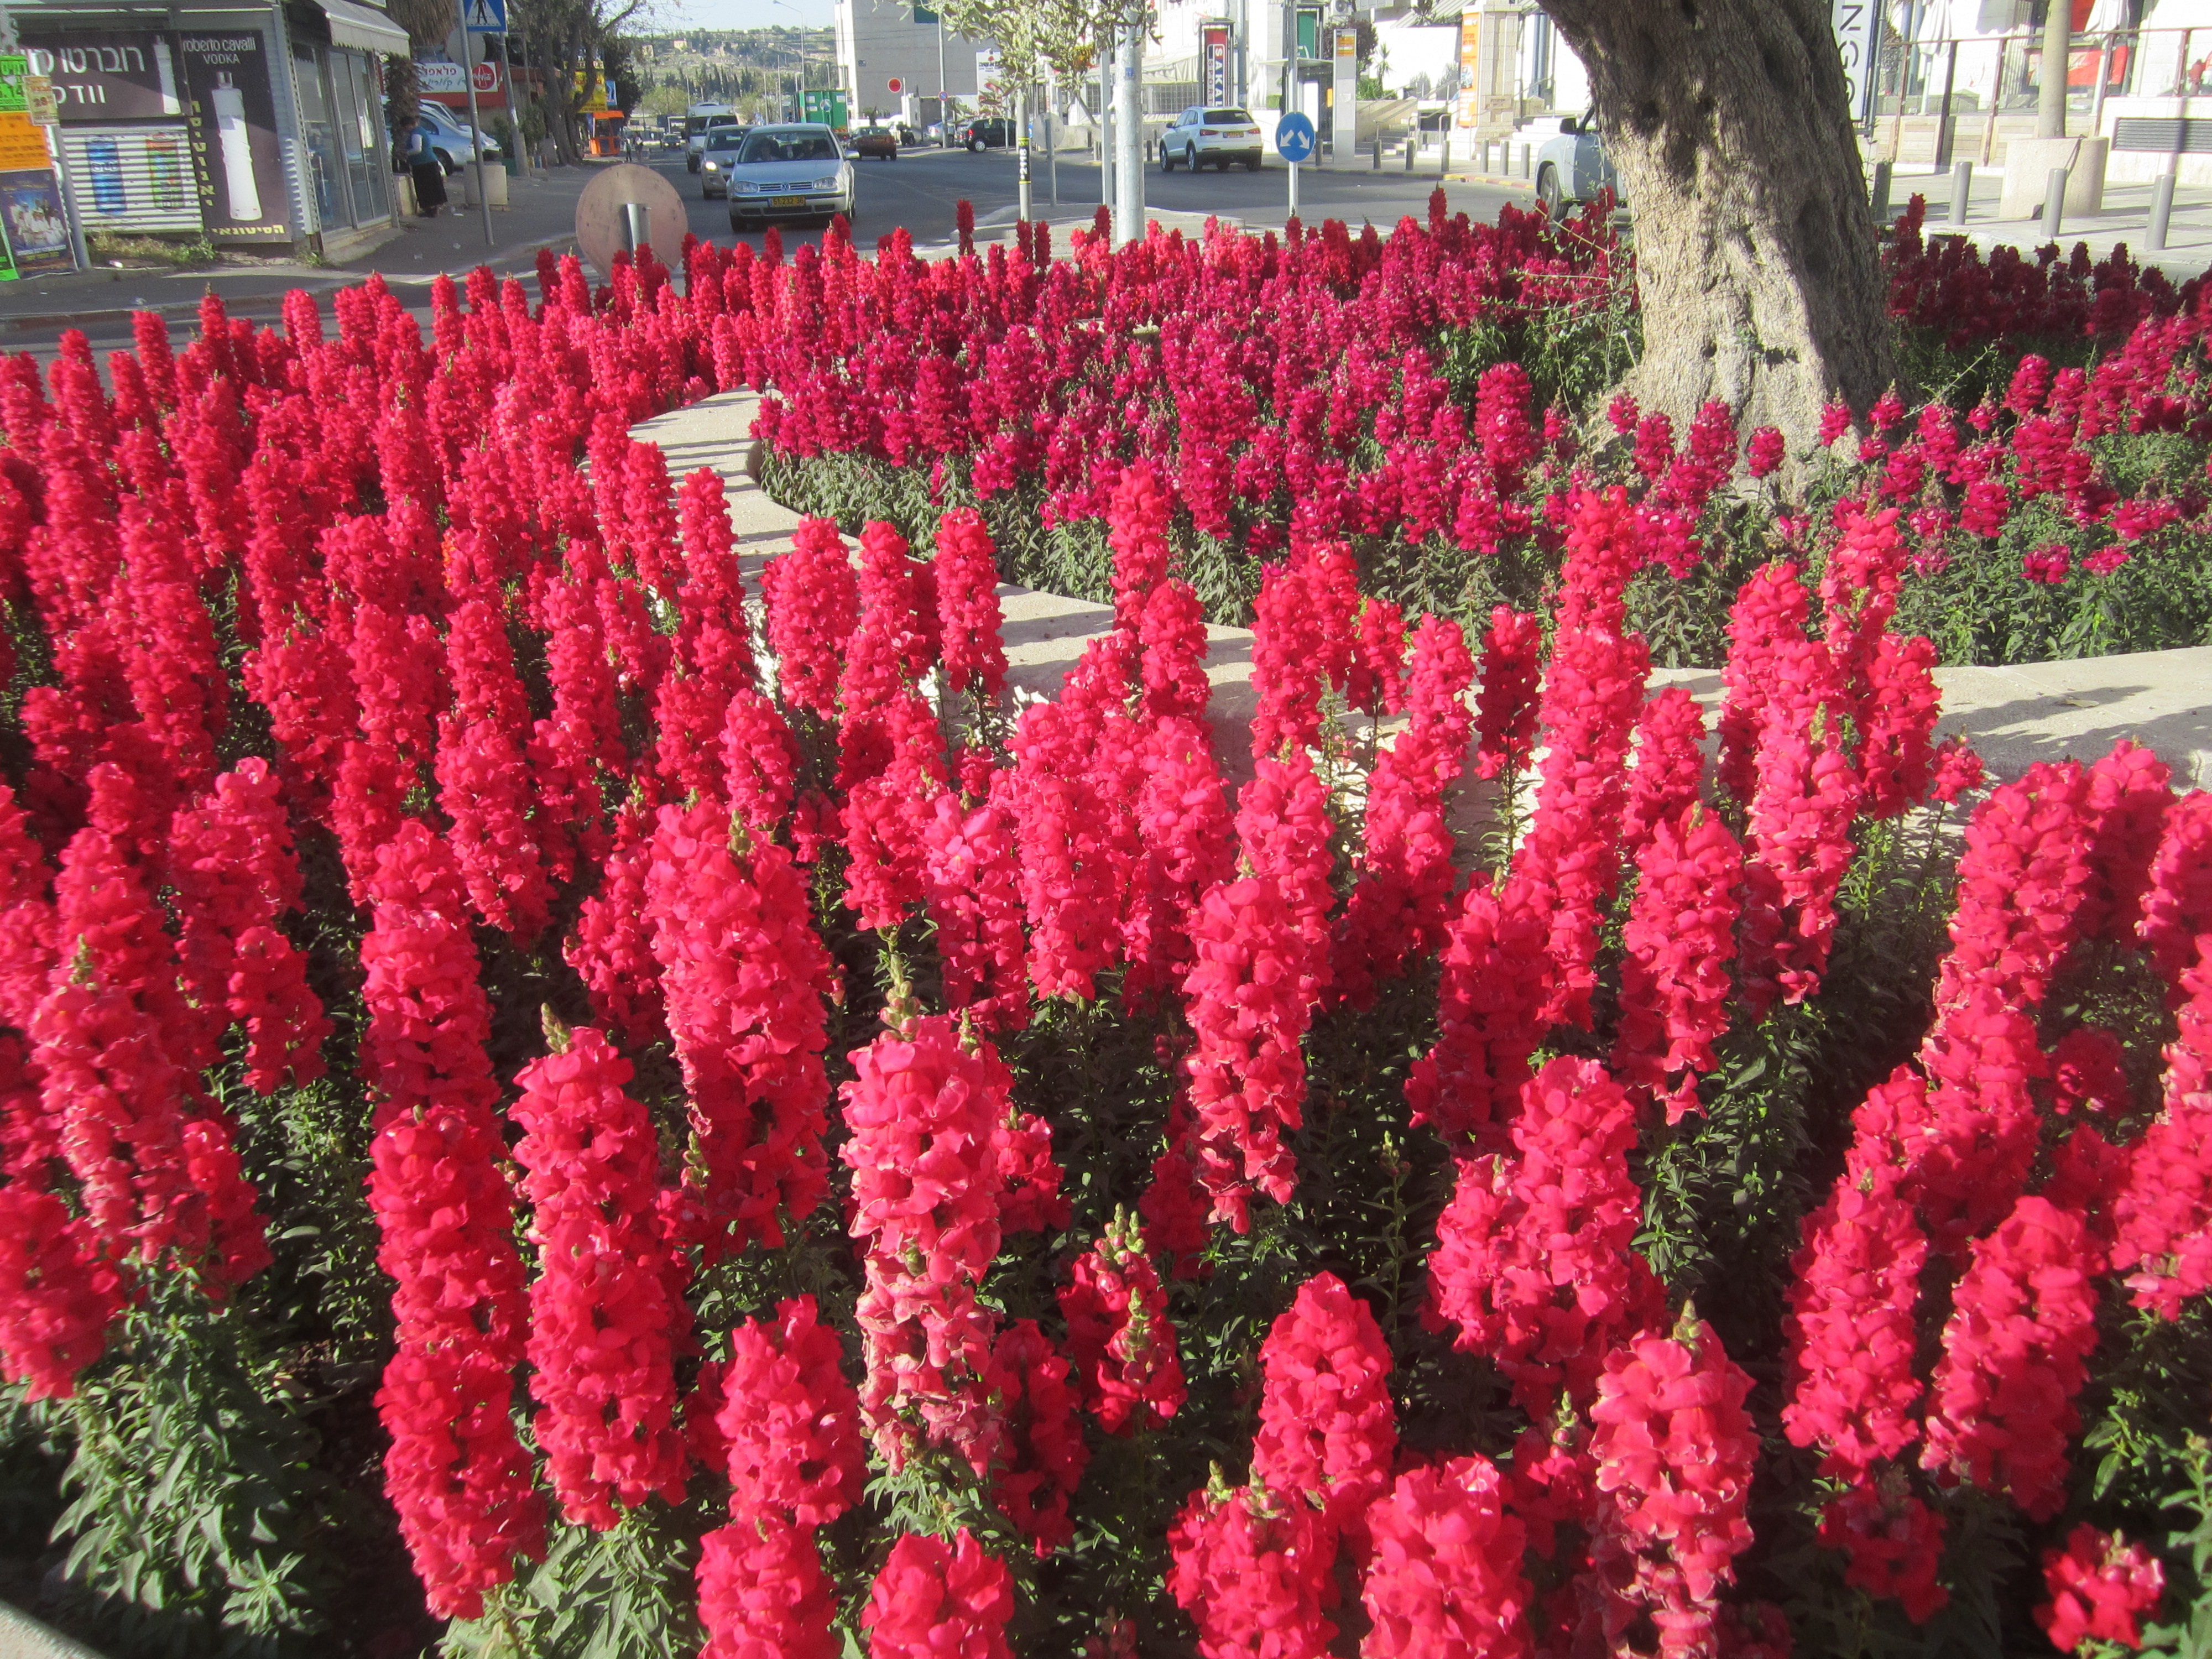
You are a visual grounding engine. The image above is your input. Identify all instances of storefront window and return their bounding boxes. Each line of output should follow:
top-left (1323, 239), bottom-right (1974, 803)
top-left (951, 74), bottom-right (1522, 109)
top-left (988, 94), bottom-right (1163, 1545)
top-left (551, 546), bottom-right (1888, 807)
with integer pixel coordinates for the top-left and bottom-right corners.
top-left (335, 50), bottom-right (387, 222)
top-left (293, 46), bottom-right (341, 226)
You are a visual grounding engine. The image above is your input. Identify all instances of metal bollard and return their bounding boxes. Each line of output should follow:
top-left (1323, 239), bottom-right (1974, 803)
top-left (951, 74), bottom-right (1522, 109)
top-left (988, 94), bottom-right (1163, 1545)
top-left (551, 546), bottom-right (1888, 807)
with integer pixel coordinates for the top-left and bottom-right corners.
top-left (2150, 169), bottom-right (2177, 251)
top-left (1441, 137), bottom-right (1450, 176)
top-left (1949, 160), bottom-right (1973, 226)
top-left (1373, 137), bottom-right (1382, 169)
top-left (1406, 134), bottom-right (1416, 170)
top-left (2043, 166), bottom-right (2068, 238)
top-left (1870, 158), bottom-right (1892, 223)
top-left (1518, 142), bottom-right (1531, 179)
top-left (620, 200), bottom-right (649, 253)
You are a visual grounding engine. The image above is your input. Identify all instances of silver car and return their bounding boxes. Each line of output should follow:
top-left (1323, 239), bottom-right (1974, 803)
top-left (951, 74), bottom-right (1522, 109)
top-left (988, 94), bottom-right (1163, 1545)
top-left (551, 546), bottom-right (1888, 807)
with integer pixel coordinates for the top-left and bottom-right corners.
top-left (722, 124), bottom-right (856, 229)
top-left (698, 127), bottom-right (750, 198)
top-left (1533, 112), bottom-right (1619, 215)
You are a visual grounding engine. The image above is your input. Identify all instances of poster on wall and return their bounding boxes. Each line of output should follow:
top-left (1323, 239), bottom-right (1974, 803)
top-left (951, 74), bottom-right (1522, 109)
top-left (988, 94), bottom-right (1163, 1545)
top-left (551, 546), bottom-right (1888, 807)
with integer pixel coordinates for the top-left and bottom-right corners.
top-left (0, 170), bottom-right (73, 275)
top-left (0, 54), bottom-right (72, 279)
top-left (177, 30), bottom-right (291, 242)
top-left (1455, 15), bottom-right (1479, 128)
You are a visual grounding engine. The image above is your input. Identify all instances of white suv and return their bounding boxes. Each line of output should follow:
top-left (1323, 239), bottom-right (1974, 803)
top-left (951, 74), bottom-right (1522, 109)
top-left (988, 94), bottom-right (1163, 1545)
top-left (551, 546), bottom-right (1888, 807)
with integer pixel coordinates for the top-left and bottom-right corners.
top-left (1158, 106), bottom-right (1263, 172)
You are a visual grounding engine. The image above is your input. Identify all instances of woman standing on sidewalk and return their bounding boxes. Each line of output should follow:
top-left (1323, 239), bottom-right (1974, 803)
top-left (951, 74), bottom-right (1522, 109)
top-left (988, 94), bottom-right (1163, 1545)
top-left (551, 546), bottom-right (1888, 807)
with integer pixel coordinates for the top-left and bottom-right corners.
top-left (405, 122), bottom-right (447, 217)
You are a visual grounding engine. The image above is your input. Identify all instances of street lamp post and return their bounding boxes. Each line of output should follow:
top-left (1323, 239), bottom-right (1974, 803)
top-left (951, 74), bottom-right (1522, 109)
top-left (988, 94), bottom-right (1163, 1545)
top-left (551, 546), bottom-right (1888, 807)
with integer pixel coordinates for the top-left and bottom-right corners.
top-left (772, 0), bottom-right (807, 122)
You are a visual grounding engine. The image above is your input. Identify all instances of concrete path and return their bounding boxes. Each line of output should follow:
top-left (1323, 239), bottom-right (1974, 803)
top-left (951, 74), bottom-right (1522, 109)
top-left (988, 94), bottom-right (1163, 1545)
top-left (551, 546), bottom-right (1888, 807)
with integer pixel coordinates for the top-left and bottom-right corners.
top-left (633, 389), bottom-right (2212, 793)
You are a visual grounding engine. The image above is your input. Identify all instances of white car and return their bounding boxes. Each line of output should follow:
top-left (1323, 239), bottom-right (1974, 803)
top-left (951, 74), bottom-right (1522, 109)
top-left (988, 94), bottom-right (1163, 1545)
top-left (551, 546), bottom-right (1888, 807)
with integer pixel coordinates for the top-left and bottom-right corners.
top-left (414, 101), bottom-right (500, 171)
top-left (722, 123), bottom-right (855, 229)
top-left (686, 114), bottom-right (740, 172)
top-left (1158, 105), bottom-right (1263, 171)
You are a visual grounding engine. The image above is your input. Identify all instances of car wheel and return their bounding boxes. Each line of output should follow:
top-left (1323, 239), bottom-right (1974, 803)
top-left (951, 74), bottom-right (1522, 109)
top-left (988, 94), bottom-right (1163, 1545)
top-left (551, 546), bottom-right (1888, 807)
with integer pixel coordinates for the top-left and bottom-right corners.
top-left (1537, 164), bottom-right (1564, 216)
top-left (729, 212), bottom-right (744, 234)
top-left (1161, 143), bottom-right (1175, 172)
top-left (1245, 156), bottom-right (1261, 171)
top-left (968, 136), bottom-right (982, 152)
top-left (687, 157), bottom-right (700, 173)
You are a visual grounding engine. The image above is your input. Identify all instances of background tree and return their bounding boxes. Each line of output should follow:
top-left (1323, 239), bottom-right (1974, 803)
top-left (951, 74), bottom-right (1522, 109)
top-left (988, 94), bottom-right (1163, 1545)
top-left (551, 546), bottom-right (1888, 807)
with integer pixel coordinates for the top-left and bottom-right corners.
top-left (512, 0), bottom-right (647, 163)
top-left (1543, 0), bottom-right (1895, 456)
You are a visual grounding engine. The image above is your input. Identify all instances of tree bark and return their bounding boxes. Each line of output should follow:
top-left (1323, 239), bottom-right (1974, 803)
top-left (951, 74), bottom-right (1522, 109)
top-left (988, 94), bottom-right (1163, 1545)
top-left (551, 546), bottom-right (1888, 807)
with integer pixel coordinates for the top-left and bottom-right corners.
top-left (1542, 0), bottom-right (1896, 456)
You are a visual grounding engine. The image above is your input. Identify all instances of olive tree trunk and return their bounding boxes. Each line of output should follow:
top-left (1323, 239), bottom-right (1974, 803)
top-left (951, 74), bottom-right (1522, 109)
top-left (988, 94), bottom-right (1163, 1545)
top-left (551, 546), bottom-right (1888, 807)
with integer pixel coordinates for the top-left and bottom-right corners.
top-left (1543, 0), bottom-right (1896, 454)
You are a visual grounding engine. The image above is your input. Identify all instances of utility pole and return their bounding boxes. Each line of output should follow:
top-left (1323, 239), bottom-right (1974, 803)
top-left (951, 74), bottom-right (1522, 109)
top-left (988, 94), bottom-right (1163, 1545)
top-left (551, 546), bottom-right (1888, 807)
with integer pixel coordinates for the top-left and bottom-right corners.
top-left (1114, 9), bottom-right (1141, 243)
top-left (937, 7), bottom-right (950, 144)
top-left (1015, 82), bottom-right (1031, 219)
top-left (2037, 0), bottom-right (2070, 137)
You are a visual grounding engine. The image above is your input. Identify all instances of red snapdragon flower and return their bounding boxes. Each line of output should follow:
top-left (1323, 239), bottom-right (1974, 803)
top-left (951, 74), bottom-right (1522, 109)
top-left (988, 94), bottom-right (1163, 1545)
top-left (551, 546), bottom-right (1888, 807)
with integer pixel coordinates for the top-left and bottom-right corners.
top-left (1252, 1272), bottom-right (1396, 1549)
top-left (510, 1022), bottom-right (690, 1528)
top-left (644, 802), bottom-right (837, 1259)
top-left (1360, 1455), bottom-right (1534, 1659)
top-left (862, 1529), bottom-right (1015, 1659)
top-left (1168, 1475), bottom-right (1339, 1659)
top-left (2037, 1525), bottom-right (2166, 1653)
top-left (1060, 1210), bottom-right (1186, 1434)
top-left (841, 1015), bottom-right (1010, 1470)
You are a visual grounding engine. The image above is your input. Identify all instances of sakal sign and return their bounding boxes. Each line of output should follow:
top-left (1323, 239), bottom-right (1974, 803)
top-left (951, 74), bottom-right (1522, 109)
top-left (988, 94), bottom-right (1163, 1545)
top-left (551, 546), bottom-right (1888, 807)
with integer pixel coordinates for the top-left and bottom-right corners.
top-left (1830, 0), bottom-right (1879, 128)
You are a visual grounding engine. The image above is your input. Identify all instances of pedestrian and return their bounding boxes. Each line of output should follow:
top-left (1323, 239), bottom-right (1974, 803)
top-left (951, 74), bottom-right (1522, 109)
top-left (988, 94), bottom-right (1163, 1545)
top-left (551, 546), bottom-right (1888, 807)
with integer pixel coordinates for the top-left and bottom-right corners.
top-left (405, 121), bottom-right (447, 217)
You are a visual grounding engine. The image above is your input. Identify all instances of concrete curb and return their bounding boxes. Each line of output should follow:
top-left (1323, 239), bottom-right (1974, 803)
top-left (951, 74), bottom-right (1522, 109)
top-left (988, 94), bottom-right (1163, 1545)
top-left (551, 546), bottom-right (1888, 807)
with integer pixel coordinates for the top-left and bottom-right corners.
top-left (0, 1600), bottom-right (105, 1659)
top-left (0, 229), bottom-right (585, 337)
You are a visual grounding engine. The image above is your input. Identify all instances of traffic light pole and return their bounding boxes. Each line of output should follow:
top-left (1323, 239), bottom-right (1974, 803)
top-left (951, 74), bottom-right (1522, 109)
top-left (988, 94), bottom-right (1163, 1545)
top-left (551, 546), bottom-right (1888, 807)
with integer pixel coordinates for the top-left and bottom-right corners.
top-left (457, 0), bottom-right (494, 248)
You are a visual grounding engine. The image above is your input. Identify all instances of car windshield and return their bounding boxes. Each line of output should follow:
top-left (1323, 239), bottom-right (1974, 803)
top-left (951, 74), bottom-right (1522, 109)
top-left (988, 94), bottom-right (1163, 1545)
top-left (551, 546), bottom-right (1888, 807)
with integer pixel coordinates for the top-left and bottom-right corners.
top-left (737, 131), bottom-right (838, 164)
top-left (705, 132), bottom-right (744, 152)
top-left (1203, 109), bottom-right (1251, 124)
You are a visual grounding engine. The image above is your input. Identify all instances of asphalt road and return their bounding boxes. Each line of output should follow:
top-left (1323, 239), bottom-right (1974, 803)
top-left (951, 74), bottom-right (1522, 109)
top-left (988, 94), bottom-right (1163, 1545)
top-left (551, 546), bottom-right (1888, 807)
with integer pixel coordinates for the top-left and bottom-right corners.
top-left (649, 142), bottom-right (1522, 257)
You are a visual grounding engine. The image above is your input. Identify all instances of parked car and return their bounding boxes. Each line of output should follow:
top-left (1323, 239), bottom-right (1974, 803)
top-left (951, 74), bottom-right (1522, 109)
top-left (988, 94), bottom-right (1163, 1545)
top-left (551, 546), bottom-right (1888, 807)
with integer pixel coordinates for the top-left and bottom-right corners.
top-left (415, 101), bottom-right (499, 171)
top-left (1157, 106), bottom-right (1263, 172)
top-left (1533, 113), bottom-right (1619, 215)
top-left (686, 111), bottom-right (741, 171)
top-left (721, 123), bottom-right (855, 229)
top-left (848, 123), bottom-right (900, 159)
top-left (954, 116), bottom-right (1013, 151)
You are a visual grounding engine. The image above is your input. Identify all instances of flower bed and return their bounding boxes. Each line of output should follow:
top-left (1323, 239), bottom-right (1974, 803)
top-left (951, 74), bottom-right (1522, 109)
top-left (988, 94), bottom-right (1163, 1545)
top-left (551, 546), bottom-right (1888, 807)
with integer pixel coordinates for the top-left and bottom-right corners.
top-left (0, 246), bottom-right (2206, 1659)
top-left (747, 198), bottom-right (2212, 668)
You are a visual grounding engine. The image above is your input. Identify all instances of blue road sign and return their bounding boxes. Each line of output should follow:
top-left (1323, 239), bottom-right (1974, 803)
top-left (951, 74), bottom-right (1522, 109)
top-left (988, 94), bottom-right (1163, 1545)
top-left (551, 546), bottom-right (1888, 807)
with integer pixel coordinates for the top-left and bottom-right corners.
top-left (1275, 111), bottom-right (1314, 164)
top-left (461, 0), bottom-right (506, 33)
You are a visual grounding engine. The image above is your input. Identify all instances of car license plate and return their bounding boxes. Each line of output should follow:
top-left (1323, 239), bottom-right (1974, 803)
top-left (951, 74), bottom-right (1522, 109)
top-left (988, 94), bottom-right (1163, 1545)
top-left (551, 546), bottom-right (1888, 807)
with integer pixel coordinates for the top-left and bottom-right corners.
top-left (771, 195), bottom-right (807, 208)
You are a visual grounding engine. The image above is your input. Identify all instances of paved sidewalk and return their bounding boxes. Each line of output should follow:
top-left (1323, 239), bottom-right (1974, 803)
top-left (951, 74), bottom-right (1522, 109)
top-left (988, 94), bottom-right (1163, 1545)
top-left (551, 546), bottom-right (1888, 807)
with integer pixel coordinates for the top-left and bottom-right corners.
top-left (0, 163), bottom-right (602, 337)
top-left (633, 387), bottom-right (2212, 794)
top-left (1875, 162), bottom-right (2212, 279)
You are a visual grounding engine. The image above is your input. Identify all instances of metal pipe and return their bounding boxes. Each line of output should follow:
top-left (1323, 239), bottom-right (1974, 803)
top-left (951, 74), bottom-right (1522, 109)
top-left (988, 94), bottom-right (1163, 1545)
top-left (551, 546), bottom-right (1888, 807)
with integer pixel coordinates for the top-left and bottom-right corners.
top-left (1949, 159), bottom-right (1972, 225)
top-left (2150, 167), bottom-right (2176, 249)
top-left (1870, 158), bottom-right (1891, 222)
top-left (1934, 38), bottom-right (1958, 170)
top-left (2043, 164), bottom-right (2067, 237)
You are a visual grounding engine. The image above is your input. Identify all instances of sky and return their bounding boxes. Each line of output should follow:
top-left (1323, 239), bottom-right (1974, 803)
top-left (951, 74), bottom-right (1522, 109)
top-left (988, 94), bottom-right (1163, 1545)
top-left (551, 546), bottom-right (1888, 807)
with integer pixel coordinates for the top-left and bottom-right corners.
top-left (646, 0), bottom-right (837, 33)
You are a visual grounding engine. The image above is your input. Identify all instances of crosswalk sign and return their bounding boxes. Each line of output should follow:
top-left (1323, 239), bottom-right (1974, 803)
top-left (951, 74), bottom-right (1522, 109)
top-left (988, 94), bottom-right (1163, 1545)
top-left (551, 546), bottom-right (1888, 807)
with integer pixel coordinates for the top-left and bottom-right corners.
top-left (461, 0), bottom-right (506, 33)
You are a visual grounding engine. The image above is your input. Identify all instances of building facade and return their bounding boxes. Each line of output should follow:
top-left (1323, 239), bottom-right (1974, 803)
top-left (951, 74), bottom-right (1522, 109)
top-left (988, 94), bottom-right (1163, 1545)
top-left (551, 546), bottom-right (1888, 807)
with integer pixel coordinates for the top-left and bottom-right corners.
top-left (832, 0), bottom-right (981, 127)
top-left (15, 0), bottom-right (405, 260)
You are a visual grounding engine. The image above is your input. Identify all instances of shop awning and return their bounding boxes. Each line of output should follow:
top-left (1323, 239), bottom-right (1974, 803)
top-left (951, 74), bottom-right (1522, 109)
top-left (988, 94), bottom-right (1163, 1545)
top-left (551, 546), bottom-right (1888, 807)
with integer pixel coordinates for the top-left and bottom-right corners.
top-left (312, 0), bottom-right (410, 58)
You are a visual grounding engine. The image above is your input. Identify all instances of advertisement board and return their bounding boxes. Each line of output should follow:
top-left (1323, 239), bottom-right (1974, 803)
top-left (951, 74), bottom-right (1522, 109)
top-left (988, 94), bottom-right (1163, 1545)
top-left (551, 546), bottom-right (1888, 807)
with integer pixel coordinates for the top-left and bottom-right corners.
top-left (61, 127), bottom-right (197, 230)
top-left (21, 33), bottom-right (185, 121)
top-left (178, 30), bottom-right (291, 241)
top-left (1203, 22), bottom-right (1230, 107)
